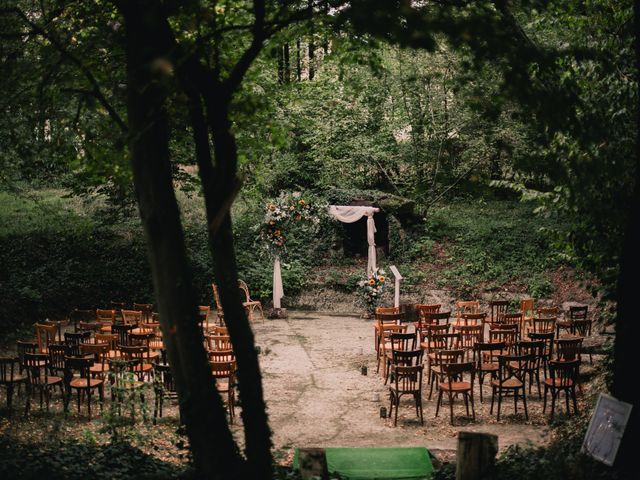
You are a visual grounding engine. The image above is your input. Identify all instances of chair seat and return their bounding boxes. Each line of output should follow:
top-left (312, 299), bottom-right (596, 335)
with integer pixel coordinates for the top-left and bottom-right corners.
top-left (0, 373), bottom-right (27, 384)
top-left (33, 375), bottom-right (63, 386)
top-left (478, 362), bottom-right (498, 372)
top-left (544, 378), bottom-right (574, 388)
top-left (439, 381), bottom-right (472, 392)
top-left (491, 378), bottom-right (523, 389)
top-left (100, 326), bottom-right (112, 333)
top-left (90, 364), bottom-right (110, 374)
top-left (132, 363), bottom-right (153, 373)
top-left (70, 377), bottom-right (103, 389)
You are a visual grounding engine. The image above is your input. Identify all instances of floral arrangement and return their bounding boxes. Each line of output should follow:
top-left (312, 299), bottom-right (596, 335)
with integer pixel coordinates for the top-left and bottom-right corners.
top-left (261, 191), bottom-right (323, 252)
top-left (358, 268), bottom-right (386, 315)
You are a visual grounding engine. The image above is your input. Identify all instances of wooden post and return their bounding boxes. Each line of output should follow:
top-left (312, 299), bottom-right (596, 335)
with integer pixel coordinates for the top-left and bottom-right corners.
top-left (389, 265), bottom-right (403, 309)
top-left (298, 448), bottom-right (329, 480)
top-left (456, 432), bottom-right (498, 480)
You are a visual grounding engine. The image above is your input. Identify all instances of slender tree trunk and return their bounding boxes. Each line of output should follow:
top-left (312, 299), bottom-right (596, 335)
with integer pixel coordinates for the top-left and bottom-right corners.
top-left (308, 0), bottom-right (315, 80)
top-left (117, 1), bottom-right (243, 478)
top-left (612, 2), bottom-right (639, 474)
top-left (283, 43), bottom-right (291, 83)
top-left (296, 39), bottom-right (302, 81)
top-left (277, 45), bottom-right (284, 84)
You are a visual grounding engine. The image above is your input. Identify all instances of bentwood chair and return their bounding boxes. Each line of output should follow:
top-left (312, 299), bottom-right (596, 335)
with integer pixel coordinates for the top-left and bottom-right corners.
top-left (415, 304), bottom-right (441, 330)
top-left (211, 360), bottom-right (237, 423)
top-left (455, 301), bottom-right (479, 324)
top-left (473, 341), bottom-right (506, 402)
top-left (520, 299), bottom-right (535, 334)
top-left (384, 332), bottom-right (417, 384)
top-left (24, 353), bottom-right (63, 414)
top-left (34, 323), bottom-right (58, 353)
top-left (239, 280), bottom-right (264, 322)
top-left (436, 362), bottom-right (476, 425)
top-left (153, 362), bottom-right (178, 423)
top-left (0, 357), bottom-right (26, 409)
top-left (64, 356), bottom-right (104, 420)
top-left (428, 347), bottom-right (464, 400)
top-left (490, 354), bottom-right (532, 421)
top-left (388, 364), bottom-right (424, 427)
top-left (544, 360), bottom-right (580, 418)
top-left (96, 309), bottom-right (116, 333)
top-left (516, 340), bottom-right (546, 398)
top-left (374, 312), bottom-right (404, 354)
top-left (489, 300), bottom-right (509, 324)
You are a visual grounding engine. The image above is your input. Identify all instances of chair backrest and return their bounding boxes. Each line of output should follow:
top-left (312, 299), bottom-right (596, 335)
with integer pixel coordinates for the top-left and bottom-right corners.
top-left (456, 300), bottom-right (479, 317)
top-left (210, 360), bottom-right (236, 380)
top-left (119, 345), bottom-right (150, 364)
top-left (80, 342), bottom-right (109, 359)
top-left (531, 317), bottom-right (556, 334)
top-left (34, 323), bottom-right (58, 352)
top-left (17, 341), bottom-right (37, 368)
top-left (392, 364), bottom-right (423, 392)
top-left (375, 306), bottom-right (400, 315)
top-left (498, 354), bottom-right (532, 382)
top-left (572, 319), bottom-right (591, 337)
top-left (548, 360), bottom-right (579, 386)
top-left (431, 333), bottom-right (461, 352)
top-left (415, 304), bottom-right (441, 324)
top-left (516, 340), bottom-right (545, 369)
top-left (391, 349), bottom-right (423, 367)
top-left (24, 353), bottom-right (50, 385)
top-left (96, 309), bottom-right (116, 325)
top-left (527, 332), bottom-right (555, 358)
top-left (433, 349), bottom-right (465, 369)
top-left (499, 312), bottom-right (522, 326)
top-left (133, 303), bottom-right (154, 322)
top-left (442, 361), bottom-right (474, 385)
top-left (536, 306), bottom-right (560, 317)
top-left (64, 331), bottom-right (91, 356)
top-left (153, 363), bottom-right (176, 393)
top-left (121, 309), bottom-right (143, 326)
top-left (77, 321), bottom-right (101, 333)
top-left (112, 324), bottom-right (135, 347)
top-left (424, 311), bottom-right (451, 325)
top-left (0, 357), bottom-right (19, 382)
top-left (489, 300), bottom-right (510, 323)
top-left (48, 343), bottom-right (70, 372)
top-left (569, 305), bottom-right (588, 321)
top-left (460, 312), bottom-right (486, 326)
top-left (488, 328), bottom-right (517, 351)
top-left (208, 349), bottom-right (235, 363)
top-left (375, 312), bottom-right (404, 325)
top-left (473, 341), bottom-right (506, 365)
top-left (521, 299), bottom-right (534, 320)
top-left (456, 325), bottom-right (483, 349)
top-left (130, 331), bottom-right (154, 348)
top-left (64, 356), bottom-right (93, 382)
top-left (390, 332), bottom-right (416, 352)
top-left (95, 333), bottom-right (118, 350)
top-left (238, 280), bottom-right (253, 303)
top-left (418, 323), bottom-right (450, 347)
top-left (555, 338), bottom-right (583, 361)
top-left (212, 325), bottom-right (229, 335)
top-left (207, 335), bottom-right (233, 352)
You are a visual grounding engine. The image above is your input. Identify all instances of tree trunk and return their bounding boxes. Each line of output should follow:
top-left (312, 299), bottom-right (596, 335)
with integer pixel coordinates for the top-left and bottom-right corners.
top-left (308, 0), bottom-right (315, 80)
top-left (283, 43), bottom-right (291, 83)
top-left (277, 45), bottom-right (284, 84)
top-left (296, 39), bottom-right (302, 82)
top-left (612, 2), bottom-right (640, 474)
top-left (117, 1), bottom-right (243, 478)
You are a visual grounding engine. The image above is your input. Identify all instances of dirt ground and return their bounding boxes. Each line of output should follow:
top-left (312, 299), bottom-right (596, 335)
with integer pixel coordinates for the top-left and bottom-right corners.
top-left (250, 311), bottom-right (568, 462)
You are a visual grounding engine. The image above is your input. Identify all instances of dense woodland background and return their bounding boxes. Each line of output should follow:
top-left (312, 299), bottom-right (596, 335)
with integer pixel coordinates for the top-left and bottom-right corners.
top-left (0, 0), bottom-right (637, 479)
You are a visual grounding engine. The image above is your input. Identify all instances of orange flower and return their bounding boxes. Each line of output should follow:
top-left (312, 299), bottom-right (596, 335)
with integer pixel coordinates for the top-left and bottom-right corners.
top-left (299, 199), bottom-right (306, 205)
top-left (368, 279), bottom-right (375, 286)
top-left (378, 276), bottom-right (385, 283)
top-left (274, 230), bottom-right (281, 237)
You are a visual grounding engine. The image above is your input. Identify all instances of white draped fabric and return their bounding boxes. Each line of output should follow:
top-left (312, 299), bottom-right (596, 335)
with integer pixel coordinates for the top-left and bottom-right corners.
top-left (328, 205), bottom-right (379, 276)
top-left (271, 205), bottom-right (379, 310)
top-left (272, 255), bottom-right (284, 309)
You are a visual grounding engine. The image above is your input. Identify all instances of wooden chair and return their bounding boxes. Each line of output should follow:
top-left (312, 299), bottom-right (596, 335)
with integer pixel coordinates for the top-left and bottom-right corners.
top-left (208, 350), bottom-right (235, 363)
top-left (536, 306), bottom-right (560, 317)
top-left (80, 343), bottom-right (110, 380)
top-left (239, 279), bottom-right (264, 322)
top-left (530, 317), bottom-right (556, 334)
top-left (423, 311), bottom-right (451, 326)
top-left (555, 337), bottom-right (583, 362)
top-left (374, 312), bottom-right (404, 354)
top-left (95, 333), bottom-right (119, 359)
top-left (556, 305), bottom-right (589, 338)
top-left (35, 323), bottom-right (58, 353)
top-left (96, 309), bottom-right (116, 333)
top-left (418, 324), bottom-right (451, 370)
top-left (130, 331), bottom-right (160, 362)
top-left (490, 354), bottom-right (532, 421)
top-left (377, 324), bottom-right (407, 378)
top-left (459, 312), bottom-right (486, 327)
top-left (516, 340), bottom-right (545, 398)
top-left (78, 321), bottom-right (102, 334)
top-left (44, 319), bottom-right (67, 343)
top-left (207, 334), bottom-right (233, 352)
top-left (436, 362), bottom-right (475, 425)
top-left (528, 332), bottom-right (555, 377)
top-left (24, 353), bottom-right (63, 414)
top-left (121, 309), bottom-right (143, 326)
top-left (572, 319), bottom-right (593, 363)
top-left (473, 341), bottom-right (506, 402)
top-left (48, 343), bottom-right (71, 378)
top-left (544, 360), bottom-right (579, 417)
top-left (375, 306), bottom-right (401, 314)
top-left (488, 327), bottom-right (518, 353)
top-left (384, 332), bottom-right (417, 384)
top-left (0, 357), bottom-right (26, 409)
top-left (16, 341), bottom-right (38, 374)
top-left (133, 303), bottom-right (154, 323)
top-left (454, 325), bottom-right (483, 359)
top-left (64, 331), bottom-right (91, 357)
top-left (489, 300), bottom-right (509, 324)
top-left (211, 283), bottom-right (225, 325)
top-left (119, 345), bottom-right (153, 381)
top-left (415, 304), bottom-right (441, 329)
top-left (455, 301), bottom-right (479, 324)
top-left (497, 312), bottom-right (522, 338)
top-left (520, 298), bottom-right (535, 334)
top-left (388, 364), bottom-right (424, 426)
top-left (112, 324), bottom-right (135, 347)
top-left (210, 360), bottom-right (237, 423)
top-left (198, 305), bottom-right (212, 334)
top-left (64, 356), bottom-right (104, 420)
top-left (428, 347), bottom-right (464, 400)
top-left (153, 363), bottom-right (177, 423)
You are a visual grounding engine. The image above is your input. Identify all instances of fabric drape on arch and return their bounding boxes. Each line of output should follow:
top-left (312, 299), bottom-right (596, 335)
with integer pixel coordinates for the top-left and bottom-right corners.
top-left (271, 205), bottom-right (380, 310)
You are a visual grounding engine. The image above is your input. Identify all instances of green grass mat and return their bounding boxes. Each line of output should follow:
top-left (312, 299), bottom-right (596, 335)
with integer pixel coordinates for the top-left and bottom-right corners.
top-left (293, 447), bottom-right (434, 480)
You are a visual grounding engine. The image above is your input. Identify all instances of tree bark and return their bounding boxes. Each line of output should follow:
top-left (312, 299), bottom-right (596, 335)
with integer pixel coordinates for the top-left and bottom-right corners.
top-left (296, 39), bottom-right (302, 81)
top-left (283, 42), bottom-right (291, 83)
top-left (117, 1), bottom-right (243, 478)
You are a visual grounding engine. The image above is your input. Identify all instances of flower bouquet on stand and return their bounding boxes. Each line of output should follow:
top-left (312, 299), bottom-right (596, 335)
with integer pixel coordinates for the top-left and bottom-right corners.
top-left (357, 268), bottom-right (386, 318)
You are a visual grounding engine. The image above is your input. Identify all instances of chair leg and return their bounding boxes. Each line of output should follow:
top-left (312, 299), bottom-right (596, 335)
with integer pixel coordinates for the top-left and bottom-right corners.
top-left (435, 389), bottom-right (443, 418)
top-left (448, 390), bottom-right (454, 425)
top-left (543, 385), bottom-right (548, 413)
top-left (470, 390), bottom-right (476, 421)
top-left (572, 387), bottom-right (579, 415)
top-left (478, 374), bottom-right (484, 403)
top-left (522, 388), bottom-right (528, 420)
top-left (497, 387), bottom-right (502, 422)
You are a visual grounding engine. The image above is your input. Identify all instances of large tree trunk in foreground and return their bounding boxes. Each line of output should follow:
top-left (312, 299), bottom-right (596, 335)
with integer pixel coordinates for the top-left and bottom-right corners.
top-left (117, 1), bottom-right (243, 477)
top-left (612, 2), bottom-right (639, 473)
